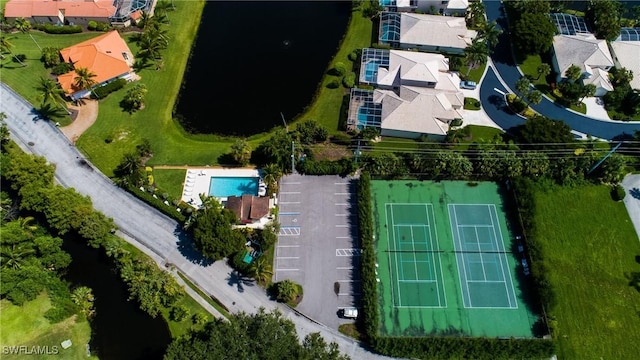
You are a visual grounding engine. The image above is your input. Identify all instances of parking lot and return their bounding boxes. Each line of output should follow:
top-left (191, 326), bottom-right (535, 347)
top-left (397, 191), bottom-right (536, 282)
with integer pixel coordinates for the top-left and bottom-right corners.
top-left (274, 174), bottom-right (361, 329)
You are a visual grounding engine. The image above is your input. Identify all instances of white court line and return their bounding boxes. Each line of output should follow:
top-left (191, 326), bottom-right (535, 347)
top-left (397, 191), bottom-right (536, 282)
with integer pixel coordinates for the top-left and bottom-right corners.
top-left (475, 226), bottom-right (488, 281)
top-left (398, 279), bottom-right (438, 283)
top-left (466, 280), bottom-right (507, 283)
top-left (429, 203), bottom-right (447, 307)
top-left (385, 204), bottom-right (397, 307)
top-left (389, 204), bottom-right (403, 306)
top-left (489, 204), bottom-right (518, 308)
top-left (450, 205), bottom-right (472, 308)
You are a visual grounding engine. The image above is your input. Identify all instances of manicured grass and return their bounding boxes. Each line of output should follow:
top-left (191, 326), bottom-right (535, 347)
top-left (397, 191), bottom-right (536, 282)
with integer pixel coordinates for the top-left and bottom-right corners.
top-left (533, 185), bottom-right (640, 359)
top-left (158, 286), bottom-right (215, 338)
top-left (296, 7), bottom-right (373, 133)
top-left (460, 61), bottom-right (487, 84)
top-left (465, 124), bottom-right (503, 141)
top-left (0, 292), bottom-right (96, 360)
top-left (176, 271), bottom-right (230, 319)
top-left (464, 97), bottom-right (481, 110)
top-left (152, 168), bottom-right (186, 200)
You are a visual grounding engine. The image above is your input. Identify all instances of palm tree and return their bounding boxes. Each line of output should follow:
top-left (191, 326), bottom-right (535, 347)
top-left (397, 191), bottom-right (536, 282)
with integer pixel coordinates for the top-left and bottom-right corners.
top-left (249, 257), bottom-right (273, 285)
top-left (0, 34), bottom-right (26, 66)
top-left (536, 63), bottom-right (552, 81)
top-left (463, 39), bottom-right (489, 75)
top-left (0, 244), bottom-right (35, 269)
top-left (276, 279), bottom-right (298, 303)
top-left (14, 17), bottom-right (41, 51)
top-left (515, 76), bottom-right (531, 100)
top-left (71, 286), bottom-right (96, 318)
top-left (72, 67), bottom-right (97, 93)
top-left (477, 21), bottom-right (502, 50)
top-left (527, 90), bottom-right (543, 105)
top-left (37, 77), bottom-right (65, 107)
top-left (565, 64), bottom-right (583, 82)
top-left (261, 163), bottom-right (282, 194)
top-left (466, 1), bottom-right (486, 28)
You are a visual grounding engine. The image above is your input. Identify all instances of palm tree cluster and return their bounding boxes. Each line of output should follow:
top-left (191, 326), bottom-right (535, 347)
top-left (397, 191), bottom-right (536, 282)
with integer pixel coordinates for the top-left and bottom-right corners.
top-left (134, 2), bottom-right (174, 70)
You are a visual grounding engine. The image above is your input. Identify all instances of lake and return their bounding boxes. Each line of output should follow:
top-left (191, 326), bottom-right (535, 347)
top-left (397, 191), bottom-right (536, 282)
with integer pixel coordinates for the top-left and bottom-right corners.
top-left (174, 1), bottom-right (351, 136)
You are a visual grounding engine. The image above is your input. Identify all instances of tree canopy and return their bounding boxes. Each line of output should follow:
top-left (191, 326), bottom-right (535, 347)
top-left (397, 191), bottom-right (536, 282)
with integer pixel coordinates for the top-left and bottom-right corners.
top-left (512, 12), bottom-right (557, 55)
top-left (190, 199), bottom-right (244, 260)
top-left (586, 0), bottom-right (622, 41)
top-left (516, 115), bottom-right (575, 147)
top-left (164, 308), bottom-right (350, 360)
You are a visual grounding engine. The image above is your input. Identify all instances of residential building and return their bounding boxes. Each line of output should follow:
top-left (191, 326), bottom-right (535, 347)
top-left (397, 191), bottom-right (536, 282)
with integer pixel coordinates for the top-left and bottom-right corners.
top-left (380, 0), bottom-right (468, 16)
top-left (226, 195), bottom-right (270, 225)
top-left (551, 33), bottom-right (614, 96)
top-left (57, 31), bottom-right (136, 100)
top-left (610, 28), bottom-right (640, 90)
top-left (348, 49), bottom-right (463, 139)
top-left (3, 0), bottom-right (152, 27)
top-left (379, 12), bottom-right (476, 55)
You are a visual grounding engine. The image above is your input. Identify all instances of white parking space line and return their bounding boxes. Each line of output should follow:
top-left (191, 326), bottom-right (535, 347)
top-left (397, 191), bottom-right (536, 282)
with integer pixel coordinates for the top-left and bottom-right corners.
top-left (336, 236), bottom-right (350, 239)
top-left (279, 201), bottom-right (300, 205)
top-left (334, 182), bottom-right (349, 185)
top-left (280, 191), bottom-right (301, 194)
top-left (335, 224), bottom-right (349, 227)
top-left (337, 266), bottom-right (354, 270)
top-left (335, 213), bottom-right (349, 217)
top-left (277, 245), bottom-right (300, 248)
top-left (336, 249), bottom-right (362, 256)
top-left (282, 182), bottom-right (301, 185)
top-left (334, 192), bottom-right (349, 195)
top-left (276, 268), bottom-right (299, 271)
top-left (276, 256), bottom-right (299, 260)
top-left (335, 203), bottom-right (350, 206)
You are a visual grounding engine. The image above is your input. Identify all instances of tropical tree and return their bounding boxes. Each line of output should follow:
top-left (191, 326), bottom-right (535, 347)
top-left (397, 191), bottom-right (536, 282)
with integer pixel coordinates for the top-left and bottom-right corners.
top-left (230, 139), bottom-right (252, 166)
top-left (536, 63), bottom-right (551, 81)
top-left (249, 257), bottom-right (273, 285)
top-left (0, 243), bottom-right (35, 269)
top-left (0, 34), bottom-right (25, 66)
top-left (261, 163), bottom-right (282, 195)
top-left (512, 12), bottom-right (557, 55)
top-left (586, 0), bottom-right (622, 41)
top-left (121, 84), bottom-right (147, 112)
top-left (36, 77), bottom-right (65, 107)
top-left (113, 152), bottom-right (143, 187)
top-left (477, 21), bottom-right (502, 50)
top-left (581, 84), bottom-right (597, 102)
top-left (463, 39), bottom-right (489, 75)
top-left (71, 286), bottom-right (96, 318)
top-left (527, 89), bottom-right (543, 105)
top-left (564, 64), bottom-right (583, 82)
top-left (466, 0), bottom-right (486, 28)
top-left (40, 47), bottom-right (61, 68)
top-left (275, 279), bottom-right (299, 303)
top-left (72, 67), bottom-right (97, 93)
top-left (14, 17), bottom-right (41, 51)
top-left (515, 76), bottom-right (531, 99)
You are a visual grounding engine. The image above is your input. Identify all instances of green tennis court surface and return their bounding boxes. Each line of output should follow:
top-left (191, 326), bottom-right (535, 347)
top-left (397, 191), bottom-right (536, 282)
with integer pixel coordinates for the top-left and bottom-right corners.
top-left (371, 181), bottom-right (537, 338)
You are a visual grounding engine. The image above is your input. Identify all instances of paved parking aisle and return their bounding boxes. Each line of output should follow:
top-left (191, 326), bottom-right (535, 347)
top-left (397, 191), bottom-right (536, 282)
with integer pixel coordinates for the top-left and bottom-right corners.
top-left (274, 175), bottom-right (361, 330)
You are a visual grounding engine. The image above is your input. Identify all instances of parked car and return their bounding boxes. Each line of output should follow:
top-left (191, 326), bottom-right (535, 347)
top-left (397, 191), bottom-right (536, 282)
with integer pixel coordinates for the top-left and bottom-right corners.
top-left (460, 80), bottom-right (477, 90)
top-left (338, 308), bottom-right (358, 319)
top-left (521, 258), bottom-right (530, 276)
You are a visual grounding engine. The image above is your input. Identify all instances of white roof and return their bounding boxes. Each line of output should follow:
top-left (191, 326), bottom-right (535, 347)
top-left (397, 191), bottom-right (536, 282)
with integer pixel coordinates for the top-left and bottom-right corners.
top-left (399, 13), bottom-right (476, 49)
top-left (446, 0), bottom-right (469, 10)
top-left (610, 41), bottom-right (640, 90)
top-left (583, 68), bottom-right (614, 92)
top-left (552, 34), bottom-right (614, 77)
top-left (375, 86), bottom-right (463, 136)
top-left (376, 50), bottom-right (448, 87)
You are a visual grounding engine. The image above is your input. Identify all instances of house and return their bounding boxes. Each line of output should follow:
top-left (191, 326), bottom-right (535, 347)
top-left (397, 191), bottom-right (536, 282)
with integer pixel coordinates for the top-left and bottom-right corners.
top-left (226, 195), bottom-right (270, 225)
top-left (551, 33), bottom-right (614, 96)
top-left (380, 0), bottom-right (468, 16)
top-left (610, 28), bottom-right (640, 90)
top-left (57, 31), bottom-right (135, 100)
top-left (379, 12), bottom-right (476, 55)
top-left (348, 49), bottom-right (463, 139)
top-left (3, 0), bottom-right (153, 27)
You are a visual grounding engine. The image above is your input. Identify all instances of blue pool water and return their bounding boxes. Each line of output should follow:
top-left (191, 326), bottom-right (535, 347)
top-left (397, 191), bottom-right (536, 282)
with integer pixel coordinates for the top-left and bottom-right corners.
top-left (209, 177), bottom-right (259, 197)
top-left (364, 62), bottom-right (378, 83)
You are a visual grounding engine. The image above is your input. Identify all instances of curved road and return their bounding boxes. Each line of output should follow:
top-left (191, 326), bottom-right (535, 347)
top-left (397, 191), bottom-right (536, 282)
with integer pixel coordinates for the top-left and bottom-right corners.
top-left (0, 83), bottom-right (389, 360)
top-left (481, 0), bottom-right (640, 140)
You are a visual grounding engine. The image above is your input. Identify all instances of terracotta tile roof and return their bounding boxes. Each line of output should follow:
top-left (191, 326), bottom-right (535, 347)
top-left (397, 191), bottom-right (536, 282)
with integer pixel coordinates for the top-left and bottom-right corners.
top-left (57, 31), bottom-right (133, 94)
top-left (4, 0), bottom-right (116, 19)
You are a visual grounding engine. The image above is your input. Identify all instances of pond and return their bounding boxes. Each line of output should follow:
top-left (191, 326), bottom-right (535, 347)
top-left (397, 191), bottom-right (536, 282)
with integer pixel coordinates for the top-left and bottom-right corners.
top-left (174, 1), bottom-right (351, 136)
top-left (62, 238), bottom-right (171, 360)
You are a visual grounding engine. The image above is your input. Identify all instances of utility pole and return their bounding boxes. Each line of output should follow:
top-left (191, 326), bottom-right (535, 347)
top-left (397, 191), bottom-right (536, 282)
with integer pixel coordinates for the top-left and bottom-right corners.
top-left (280, 112), bottom-right (288, 132)
top-left (354, 139), bottom-right (361, 165)
top-left (291, 141), bottom-right (295, 174)
top-left (587, 141), bottom-right (623, 175)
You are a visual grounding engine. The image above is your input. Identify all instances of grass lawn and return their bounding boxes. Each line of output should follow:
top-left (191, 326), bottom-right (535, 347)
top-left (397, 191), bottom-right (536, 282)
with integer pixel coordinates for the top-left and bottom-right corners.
top-left (460, 61), bottom-right (487, 83)
top-left (464, 97), bottom-right (481, 110)
top-left (533, 185), bottom-right (640, 359)
top-left (0, 292), bottom-right (96, 360)
top-left (152, 168), bottom-right (187, 200)
top-left (176, 271), bottom-right (230, 318)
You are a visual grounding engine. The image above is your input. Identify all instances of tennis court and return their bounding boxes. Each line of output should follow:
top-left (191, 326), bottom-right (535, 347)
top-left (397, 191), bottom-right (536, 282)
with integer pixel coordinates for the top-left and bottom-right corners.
top-left (371, 181), bottom-right (537, 338)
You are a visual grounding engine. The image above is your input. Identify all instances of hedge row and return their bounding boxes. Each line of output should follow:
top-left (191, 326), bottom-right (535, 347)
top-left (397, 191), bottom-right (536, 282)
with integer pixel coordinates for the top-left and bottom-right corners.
top-left (91, 78), bottom-right (127, 99)
top-left (36, 24), bottom-right (83, 34)
top-left (357, 173), bottom-right (379, 339)
top-left (125, 184), bottom-right (187, 223)
top-left (371, 336), bottom-right (554, 359)
top-left (296, 157), bottom-right (355, 176)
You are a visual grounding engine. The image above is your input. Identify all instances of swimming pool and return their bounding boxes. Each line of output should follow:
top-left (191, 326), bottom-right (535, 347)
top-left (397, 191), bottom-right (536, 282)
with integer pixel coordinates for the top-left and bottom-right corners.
top-left (209, 176), bottom-right (259, 198)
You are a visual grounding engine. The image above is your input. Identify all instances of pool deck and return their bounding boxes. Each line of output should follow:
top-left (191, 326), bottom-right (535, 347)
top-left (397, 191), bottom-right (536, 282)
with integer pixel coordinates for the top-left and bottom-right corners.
top-left (182, 167), bottom-right (261, 207)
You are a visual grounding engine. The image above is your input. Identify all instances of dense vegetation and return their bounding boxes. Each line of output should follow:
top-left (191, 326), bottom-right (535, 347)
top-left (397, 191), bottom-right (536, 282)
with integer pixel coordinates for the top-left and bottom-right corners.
top-left (164, 308), bottom-right (349, 360)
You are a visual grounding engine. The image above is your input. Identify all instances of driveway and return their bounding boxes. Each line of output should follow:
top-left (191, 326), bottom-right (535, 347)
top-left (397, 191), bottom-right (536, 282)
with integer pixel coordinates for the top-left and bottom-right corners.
top-left (276, 175), bottom-right (361, 330)
top-left (482, 0), bottom-right (640, 140)
top-left (0, 83), bottom-right (391, 360)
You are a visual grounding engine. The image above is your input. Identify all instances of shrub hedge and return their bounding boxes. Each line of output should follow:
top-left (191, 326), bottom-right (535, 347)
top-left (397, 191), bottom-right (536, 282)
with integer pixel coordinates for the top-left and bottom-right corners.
top-left (612, 184), bottom-right (626, 201)
top-left (91, 78), bottom-right (127, 99)
top-left (297, 157), bottom-right (355, 176)
top-left (357, 173), bottom-right (379, 339)
top-left (125, 184), bottom-right (186, 223)
top-left (41, 24), bottom-right (83, 34)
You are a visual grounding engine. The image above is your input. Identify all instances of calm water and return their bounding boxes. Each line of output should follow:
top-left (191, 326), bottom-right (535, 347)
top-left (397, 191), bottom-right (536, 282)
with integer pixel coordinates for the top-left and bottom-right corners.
top-left (175, 1), bottom-right (351, 135)
top-left (62, 238), bottom-right (171, 360)
top-left (209, 176), bottom-right (259, 197)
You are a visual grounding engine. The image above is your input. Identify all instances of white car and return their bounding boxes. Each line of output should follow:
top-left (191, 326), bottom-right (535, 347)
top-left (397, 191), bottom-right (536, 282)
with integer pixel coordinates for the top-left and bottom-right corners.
top-left (339, 308), bottom-right (358, 319)
top-left (460, 80), bottom-right (477, 90)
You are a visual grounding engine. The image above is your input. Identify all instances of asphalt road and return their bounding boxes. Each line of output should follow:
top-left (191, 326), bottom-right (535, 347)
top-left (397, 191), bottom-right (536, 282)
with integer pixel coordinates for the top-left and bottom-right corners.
top-left (482, 0), bottom-right (640, 140)
top-left (0, 83), bottom-right (391, 360)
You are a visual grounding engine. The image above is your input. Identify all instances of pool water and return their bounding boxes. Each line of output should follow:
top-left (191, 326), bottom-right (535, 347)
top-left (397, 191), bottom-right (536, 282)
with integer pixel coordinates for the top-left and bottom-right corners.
top-left (209, 176), bottom-right (259, 198)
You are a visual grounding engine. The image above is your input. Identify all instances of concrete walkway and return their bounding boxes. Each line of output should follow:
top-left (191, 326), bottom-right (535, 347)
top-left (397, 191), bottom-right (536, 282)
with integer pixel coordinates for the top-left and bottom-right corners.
top-left (0, 83), bottom-right (392, 360)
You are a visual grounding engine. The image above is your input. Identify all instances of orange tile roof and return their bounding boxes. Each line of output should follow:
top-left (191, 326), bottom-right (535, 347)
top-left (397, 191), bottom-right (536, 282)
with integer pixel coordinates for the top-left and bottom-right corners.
top-left (4, 0), bottom-right (116, 19)
top-left (58, 31), bottom-right (133, 94)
